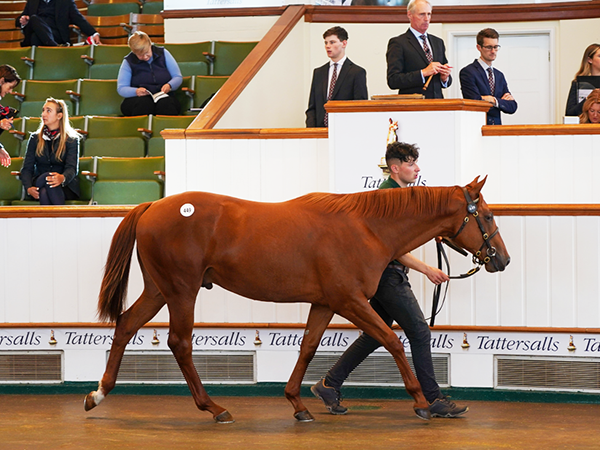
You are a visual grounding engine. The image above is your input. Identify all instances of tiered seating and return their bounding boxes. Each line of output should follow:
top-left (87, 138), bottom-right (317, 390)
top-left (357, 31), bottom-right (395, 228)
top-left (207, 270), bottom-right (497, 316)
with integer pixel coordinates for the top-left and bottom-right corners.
top-left (141, 1), bottom-right (162, 14)
top-left (73, 14), bottom-right (130, 45)
top-left (212, 41), bottom-right (258, 76)
top-left (0, 38), bottom-right (256, 205)
top-left (122, 13), bottom-right (164, 43)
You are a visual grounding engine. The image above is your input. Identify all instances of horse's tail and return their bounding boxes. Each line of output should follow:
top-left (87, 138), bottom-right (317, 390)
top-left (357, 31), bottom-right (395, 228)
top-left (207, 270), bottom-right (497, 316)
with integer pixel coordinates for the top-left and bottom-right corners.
top-left (98, 202), bottom-right (153, 323)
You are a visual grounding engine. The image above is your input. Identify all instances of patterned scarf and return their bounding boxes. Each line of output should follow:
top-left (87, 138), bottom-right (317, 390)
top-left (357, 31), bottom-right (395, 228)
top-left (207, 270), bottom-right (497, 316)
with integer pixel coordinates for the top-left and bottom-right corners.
top-left (42, 125), bottom-right (60, 141)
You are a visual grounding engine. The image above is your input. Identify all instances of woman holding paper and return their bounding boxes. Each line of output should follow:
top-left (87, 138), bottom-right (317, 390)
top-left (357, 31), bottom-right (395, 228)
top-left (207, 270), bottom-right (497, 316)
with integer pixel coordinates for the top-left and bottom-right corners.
top-left (565, 43), bottom-right (600, 117)
top-left (117, 31), bottom-right (183, 116)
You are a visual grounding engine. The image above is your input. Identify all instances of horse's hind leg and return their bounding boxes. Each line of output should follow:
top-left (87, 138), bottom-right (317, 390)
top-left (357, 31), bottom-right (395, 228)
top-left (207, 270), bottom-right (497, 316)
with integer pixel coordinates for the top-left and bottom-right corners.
top-left (285, 304), bottom-right (334, 422)
top-left (337, 301), bottom-right (430, 420)
top-left (166, 300), bottom-right (233, 423)
top-left (84, 286), bottom-right (166, 411)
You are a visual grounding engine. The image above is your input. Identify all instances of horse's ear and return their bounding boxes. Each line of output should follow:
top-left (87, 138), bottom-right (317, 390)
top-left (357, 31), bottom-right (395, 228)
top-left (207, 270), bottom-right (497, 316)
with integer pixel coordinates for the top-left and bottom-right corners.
top-left (467, 175), bottom-right (487, 197)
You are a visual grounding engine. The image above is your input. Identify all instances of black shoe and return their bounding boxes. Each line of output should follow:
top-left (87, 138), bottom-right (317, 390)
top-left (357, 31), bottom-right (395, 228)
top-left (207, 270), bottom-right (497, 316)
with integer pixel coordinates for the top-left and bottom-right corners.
top-left (429, 395), bottom-right (468, 418)
top-left (310, 378), bottom-right (348, 415)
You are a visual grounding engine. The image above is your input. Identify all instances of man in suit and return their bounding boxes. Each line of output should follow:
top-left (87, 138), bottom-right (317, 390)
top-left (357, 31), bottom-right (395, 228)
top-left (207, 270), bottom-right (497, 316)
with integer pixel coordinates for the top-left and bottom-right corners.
top-left (459, 28), bottom-right (517, 125)
top-left (306, 26), bottom-right (368, 128)
top-left (16, 0), bottom-right (101, 47)
top-left (386, 0), bottom-right (452, 99)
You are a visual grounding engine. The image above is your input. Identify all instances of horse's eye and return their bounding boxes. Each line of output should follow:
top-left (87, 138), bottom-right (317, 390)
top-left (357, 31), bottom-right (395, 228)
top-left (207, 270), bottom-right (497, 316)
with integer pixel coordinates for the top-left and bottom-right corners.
top-left (486, 214), bottom-right (494, 222)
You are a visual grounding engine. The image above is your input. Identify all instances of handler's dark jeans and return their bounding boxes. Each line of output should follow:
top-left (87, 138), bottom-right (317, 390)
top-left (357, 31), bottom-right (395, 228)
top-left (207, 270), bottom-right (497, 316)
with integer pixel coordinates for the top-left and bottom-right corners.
top-left (325, 267), bottom-right (441, 403)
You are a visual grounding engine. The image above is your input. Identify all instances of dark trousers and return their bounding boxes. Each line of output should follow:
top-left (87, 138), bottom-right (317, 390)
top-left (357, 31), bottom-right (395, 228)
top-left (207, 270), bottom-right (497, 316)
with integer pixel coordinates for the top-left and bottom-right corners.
top-left (325, 267), bottom-right (441, 403)
top-left (34, 171), bottom-right (76, 205)
top-left (120, 94), bottom-right (180, 116)
top-left (22, 15), bottom-right (62, 46)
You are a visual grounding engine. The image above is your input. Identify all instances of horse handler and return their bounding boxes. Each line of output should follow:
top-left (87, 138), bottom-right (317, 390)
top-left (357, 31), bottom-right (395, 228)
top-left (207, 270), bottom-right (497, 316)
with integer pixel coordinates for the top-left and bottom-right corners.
top-left (311, 141), bottom-right (469, 418)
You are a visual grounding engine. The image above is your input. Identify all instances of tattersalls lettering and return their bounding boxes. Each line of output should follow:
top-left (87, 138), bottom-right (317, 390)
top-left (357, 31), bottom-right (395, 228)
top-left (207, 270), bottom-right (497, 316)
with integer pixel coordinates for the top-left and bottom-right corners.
top-left (582, 337), bottom-right (600, 352)
top-left (267, 332), bottom-right (349, 348)
top-left (361, 176), bottom-right (384, 189)
top-left (63, 331), bottom-right (143, 346)
top-left (191, 331), bottom-right (246, 347)
top-left (0, 331), bottom-right (41, 346)
top-left (476, 335), bottom-right (559, 352)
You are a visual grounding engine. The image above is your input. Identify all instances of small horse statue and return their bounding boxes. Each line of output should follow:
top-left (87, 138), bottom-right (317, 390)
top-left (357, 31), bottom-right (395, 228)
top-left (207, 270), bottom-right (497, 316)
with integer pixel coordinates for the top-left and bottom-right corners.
top-left (387, 118), bottom-right (399, 145)
top-left (84, 176), bottom-right (509, 423)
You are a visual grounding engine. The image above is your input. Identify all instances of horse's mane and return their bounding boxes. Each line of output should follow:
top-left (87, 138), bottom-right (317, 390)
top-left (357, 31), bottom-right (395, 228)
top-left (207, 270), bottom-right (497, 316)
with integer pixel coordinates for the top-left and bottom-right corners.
top-left (295, 186), bottom-right (456, 219)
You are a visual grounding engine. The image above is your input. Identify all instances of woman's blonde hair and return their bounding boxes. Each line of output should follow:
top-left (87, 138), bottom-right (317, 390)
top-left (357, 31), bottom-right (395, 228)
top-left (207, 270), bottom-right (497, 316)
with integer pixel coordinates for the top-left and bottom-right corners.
top-left (35, 98), bottom-right (81, 161)
top-left (128, 31), bottom-right (153, 54)
top-left (574, 44), bottom-right (600, 80)
top-left (579, 89), bottom-right (600, 123)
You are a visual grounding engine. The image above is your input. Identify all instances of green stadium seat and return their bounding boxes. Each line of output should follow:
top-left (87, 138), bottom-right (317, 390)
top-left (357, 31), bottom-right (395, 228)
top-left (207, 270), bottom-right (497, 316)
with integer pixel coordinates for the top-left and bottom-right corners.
top-left (147, 115), bottom-right (194, 157)
top-left (0, 47), bottom-right (32, 80)
top-left (87, 2), bottom-right (141, 17)
top-left (141, 1), bottom-right (163, 14)
top-left (0, 157), bottom-right (22, 205)
top-left (83, 44), bottom-right (129, 79)
top-left (184, 75), bottom-right (228, 110)
top-left (91, 156), bottom-right (164, 205)
top-left (70, 79), bottom-right (122, 116)
top-left (69, 156), bottom-right (95, 205)
top-left (26, 46), bottom-right (90, 81)
top-left (163, 42), bottom-right (211, 77)
top-left (212, 41), bottom-right (257, 76)
top-left (84, 115), bottom-right (150, 157)
top-left (13, 79), bottom-right (79, 118)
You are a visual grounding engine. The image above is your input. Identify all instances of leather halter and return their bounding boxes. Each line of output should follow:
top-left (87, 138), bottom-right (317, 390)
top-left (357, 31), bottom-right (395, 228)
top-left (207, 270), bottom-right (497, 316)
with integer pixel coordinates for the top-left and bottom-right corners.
top-left (429, 187), bottom-right (500, 326)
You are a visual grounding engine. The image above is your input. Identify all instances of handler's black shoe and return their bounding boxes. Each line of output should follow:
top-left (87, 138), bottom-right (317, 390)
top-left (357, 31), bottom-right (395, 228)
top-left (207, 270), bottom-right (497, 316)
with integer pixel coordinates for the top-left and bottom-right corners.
top-left (311, 378), bottom-right (348, 415)
top-left (429, 395), bottom-right (469, 418)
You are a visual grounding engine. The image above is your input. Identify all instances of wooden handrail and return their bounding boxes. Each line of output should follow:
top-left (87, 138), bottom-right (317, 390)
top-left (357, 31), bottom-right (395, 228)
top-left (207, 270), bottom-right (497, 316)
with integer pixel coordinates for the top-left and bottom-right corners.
top-left (1, 322), bottom-right (599, 334)
top-left (325, 99), bottom-right (492, 114)
top-left (163, 1), bottom-right (600, 23)
top-left (1, 204), bottom-right (600, 218)
top-left (482, 124), bottom-right (600, 136)
top-left (189, 4), bottom-right (306, 130)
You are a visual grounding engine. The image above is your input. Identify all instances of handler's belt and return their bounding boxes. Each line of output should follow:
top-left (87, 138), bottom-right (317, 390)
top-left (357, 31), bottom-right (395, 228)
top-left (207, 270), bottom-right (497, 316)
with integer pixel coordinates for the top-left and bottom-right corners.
top-left (387, 262), bottom-right (408, 273)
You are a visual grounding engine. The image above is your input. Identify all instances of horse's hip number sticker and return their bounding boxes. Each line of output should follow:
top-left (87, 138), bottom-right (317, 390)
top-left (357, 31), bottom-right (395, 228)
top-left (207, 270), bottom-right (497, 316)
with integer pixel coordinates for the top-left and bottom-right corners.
top-left (180, 203), bottom-right (195, 217)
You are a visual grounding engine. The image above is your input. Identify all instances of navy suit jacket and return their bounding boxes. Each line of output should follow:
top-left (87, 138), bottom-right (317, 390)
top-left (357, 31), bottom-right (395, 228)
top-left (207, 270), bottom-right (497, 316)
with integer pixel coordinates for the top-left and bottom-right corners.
top-left (17, 0), bottom-right (97, 46)
top-left (459, 60), bottom-right (517, 125)
top-left (386, 29), bottom-right (452, 99)
top-left (306, 58), bottom-right (368, 128)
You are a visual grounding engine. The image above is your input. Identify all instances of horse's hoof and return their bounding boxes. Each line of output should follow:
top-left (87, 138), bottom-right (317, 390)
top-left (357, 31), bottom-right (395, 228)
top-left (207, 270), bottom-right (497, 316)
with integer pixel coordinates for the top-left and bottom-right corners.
top-left (84, 393), bottom-right (97, 412)
top-left (294, 410), bottom-right (315, 422)
top-left (414, 407), bottom-right (431, 421)
top-left (214, 410), bottom-right (235, 424)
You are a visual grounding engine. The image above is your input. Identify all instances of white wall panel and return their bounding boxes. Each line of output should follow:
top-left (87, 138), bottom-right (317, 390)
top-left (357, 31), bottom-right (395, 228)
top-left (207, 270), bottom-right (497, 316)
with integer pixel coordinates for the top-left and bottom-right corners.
top-left (549, 216), bottom-right (576, 327)
top-left (497, 216), bottom-right (525, 325)
top-left (575, 217), bottom-right (600, 328)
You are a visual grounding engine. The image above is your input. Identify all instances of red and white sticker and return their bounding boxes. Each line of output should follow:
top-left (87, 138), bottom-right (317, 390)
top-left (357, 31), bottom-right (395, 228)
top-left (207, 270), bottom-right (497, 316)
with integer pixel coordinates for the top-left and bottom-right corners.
top-left (180, 203), bottom-right (195, 217)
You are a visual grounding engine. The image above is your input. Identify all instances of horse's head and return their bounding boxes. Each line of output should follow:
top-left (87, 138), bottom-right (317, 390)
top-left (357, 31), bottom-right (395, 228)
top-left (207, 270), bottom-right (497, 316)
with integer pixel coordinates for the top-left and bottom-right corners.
top-left (445, 176), bottom-right (510, 273)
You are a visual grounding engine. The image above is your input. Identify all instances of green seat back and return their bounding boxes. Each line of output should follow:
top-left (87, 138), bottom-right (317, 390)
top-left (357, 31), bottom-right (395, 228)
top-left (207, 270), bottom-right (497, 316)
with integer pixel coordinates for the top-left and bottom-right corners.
top-left (78, 79), bottom-right (122, 116)
top-left (163, 42), bottom-right (211, 64)
top-left (0, 157), bottom-right (23, 205)
top-left (173, 76), bottom-right (192, 113)
top-left (177, 61), bottom-right (209, 77)
top-left (31, 46), bottom-right (89, 81)
top-left (0, 118), bottom-right (24, 157)
top-left (141, 1), bottom-right (163, 14)
top-left (19, 79), bottom-right (79, 117)
top-left (212, 41), bottom-right (257, 76)
top-left (89, 64), bottom-right (121, 80)
top-left (87, 45), bottom-right (128, 79)
top-left (193, 76), bottom-right (228, 108)
top-left (96, 156), bottom-right (164, 180)
top-left (84, 137), bottom-right (145, 157)
top-left (148, 115), bottom-right (194, 156)
top-left (0, 47), bottom-right (32, 80)
top-left (87, 3), bottom-right (141, 16)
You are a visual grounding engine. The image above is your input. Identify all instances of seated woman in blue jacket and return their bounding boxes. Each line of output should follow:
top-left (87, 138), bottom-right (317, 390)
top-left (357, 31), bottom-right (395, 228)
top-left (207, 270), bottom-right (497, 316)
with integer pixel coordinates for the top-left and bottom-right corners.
top-left (117, 31), bottom-right (183, 116)
top-left (20, 98), bottom-right (81, 205)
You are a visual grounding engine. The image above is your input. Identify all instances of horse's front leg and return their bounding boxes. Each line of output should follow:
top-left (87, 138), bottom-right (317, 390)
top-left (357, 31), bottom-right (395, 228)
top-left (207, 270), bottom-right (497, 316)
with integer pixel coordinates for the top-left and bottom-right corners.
top-left (285, 303), bottom-right (334, 422)
top-left (166, 299), bottom-right (233, 423)
top-left (336, 299), bottom-right (430, 420)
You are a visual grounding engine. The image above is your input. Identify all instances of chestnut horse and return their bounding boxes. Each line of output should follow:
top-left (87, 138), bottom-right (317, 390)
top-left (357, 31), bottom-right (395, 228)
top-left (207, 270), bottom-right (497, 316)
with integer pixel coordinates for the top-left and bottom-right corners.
top-left (84, 176), bottom-right (509, 423)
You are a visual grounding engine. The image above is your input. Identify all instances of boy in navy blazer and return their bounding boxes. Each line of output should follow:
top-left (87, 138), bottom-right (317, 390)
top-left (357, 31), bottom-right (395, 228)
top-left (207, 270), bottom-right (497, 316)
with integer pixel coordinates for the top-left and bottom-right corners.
top-left (459, 28), bottom-right (517, 125)
top-left (306, 26), bottom-right (368, 128)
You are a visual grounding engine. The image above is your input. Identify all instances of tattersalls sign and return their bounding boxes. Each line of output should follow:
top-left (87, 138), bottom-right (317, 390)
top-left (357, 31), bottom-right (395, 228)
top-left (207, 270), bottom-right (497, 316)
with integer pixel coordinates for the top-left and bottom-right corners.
top-left (0, 328), bottom-right (596, 356)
